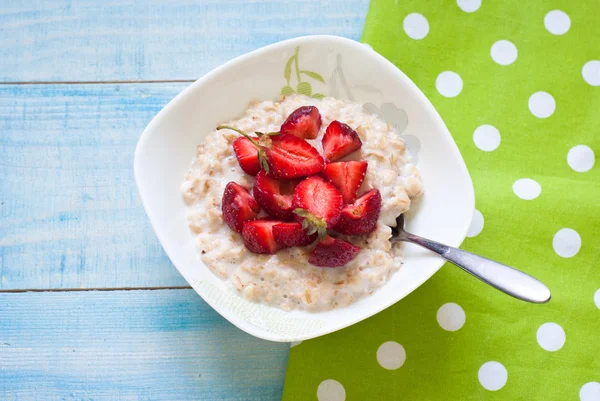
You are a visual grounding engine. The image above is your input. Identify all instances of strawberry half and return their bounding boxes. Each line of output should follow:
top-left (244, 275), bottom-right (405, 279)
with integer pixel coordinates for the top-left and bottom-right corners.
top-left (280, 106), bottom-right (322, 140)
top-left (242, 219), bottom-right (283, 254)
top-left (218, 126), bottom-right (323, 179)
top-left (253, 170), bottom-right (296, 220)
top-left (272, 222), bottom-right (317, 247)
top-left (233, 136), bottom-right (260, 175)
top-left (322, 161), bottom-right (368, 204)
top-left (308, 235), bottom-right (360, 267)
top-left (292, 176), bottom-right (343, 232)
top-left (333, 189), bottom-right (382, 236)
top-left (266, 133), bottom-right (324, 179)
top-left (322, 120), bottom-right (362, 161)
top-left (222, 182), bottom-right (260, 233)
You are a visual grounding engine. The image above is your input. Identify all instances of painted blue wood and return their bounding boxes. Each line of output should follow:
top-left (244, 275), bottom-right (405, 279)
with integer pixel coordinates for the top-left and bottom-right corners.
top-left (0, 289), bottom-right (290, 400)
top-left (0, 83), bottom-right (191, 289)
top-left (0, 0), bottom-right (369, 82)
top-left (0, 1), bottom-right (369, 398)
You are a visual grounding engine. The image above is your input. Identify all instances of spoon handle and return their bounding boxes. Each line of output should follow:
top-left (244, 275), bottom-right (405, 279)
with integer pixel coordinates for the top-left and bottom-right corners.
top-left (397, 231), bottom-right (551, 303)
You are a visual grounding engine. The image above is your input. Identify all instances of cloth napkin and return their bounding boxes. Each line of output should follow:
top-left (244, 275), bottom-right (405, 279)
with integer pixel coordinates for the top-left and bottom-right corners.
top-left (283, 0), bottom-right (599, 400)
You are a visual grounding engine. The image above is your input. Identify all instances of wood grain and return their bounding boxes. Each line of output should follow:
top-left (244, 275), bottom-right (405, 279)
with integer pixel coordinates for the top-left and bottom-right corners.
top-left (0, 2), bottom-right (370, 398)
top-left (0, 0), bottom-right (369, 82)
top-left (0, 289), bottom-right (290, 400)
top-left (0, 83), bottom-right (190, 289)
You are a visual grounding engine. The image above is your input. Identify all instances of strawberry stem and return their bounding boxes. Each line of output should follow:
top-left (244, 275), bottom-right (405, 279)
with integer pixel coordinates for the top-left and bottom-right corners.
top-left (217, 125), bottom-right (261, 148)
top-left (294, 208), bottom-right (328, 239)
top-left (217, 125), bottom-right (270, 174)
top-left (254, 131), bottom-right (280, 137)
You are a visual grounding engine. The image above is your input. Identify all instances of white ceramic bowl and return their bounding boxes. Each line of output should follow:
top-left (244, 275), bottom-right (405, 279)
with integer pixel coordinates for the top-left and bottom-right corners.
top-left (134, 35), bottom-right (474, 342)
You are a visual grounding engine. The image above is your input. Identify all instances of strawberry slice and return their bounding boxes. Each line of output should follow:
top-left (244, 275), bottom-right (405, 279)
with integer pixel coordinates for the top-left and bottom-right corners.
top-left (333, 189), bottom-right (382, 236)
top-left (280, 106), bottom-right (322, 140)
top-left (222, 182), bottom-right (260, 233)
top-left (266, 133), bottom-right (324, 179)
top-left (253, 170), bottom-right (297, 220)
top-left (292, 176), bottom-right (343, 231)
top-left (272, 222), bottom-right (317, 247)
top-left (242, 219), bottom-right (283, 254)
top-left (233, 136), bottom-right (260, 175)
top-left (218, 126), bottom-right (323, 179)
top-left (322, 121), bottom-right (362, 161)
top-left (322, 161), bottom-right (368, 204)
top-left (308, 235), bottom-right (360, 267)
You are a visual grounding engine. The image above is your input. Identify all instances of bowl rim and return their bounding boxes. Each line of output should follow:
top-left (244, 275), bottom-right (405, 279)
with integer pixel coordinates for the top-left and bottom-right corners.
top-left (134, 34), bottom-right (475, 342)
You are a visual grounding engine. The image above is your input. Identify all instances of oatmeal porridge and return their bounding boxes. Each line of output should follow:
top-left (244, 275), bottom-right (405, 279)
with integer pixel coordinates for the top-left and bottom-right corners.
top-left (181, 94), bottom-right (422, 311)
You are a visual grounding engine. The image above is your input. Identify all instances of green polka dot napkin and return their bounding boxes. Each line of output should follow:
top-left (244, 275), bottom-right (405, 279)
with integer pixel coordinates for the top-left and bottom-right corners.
top-left (282, 0), bottom-right (599, 400)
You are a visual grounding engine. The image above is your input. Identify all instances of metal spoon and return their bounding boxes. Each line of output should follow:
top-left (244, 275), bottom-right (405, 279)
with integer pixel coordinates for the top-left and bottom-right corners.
top-left (391, 214), bottom-right (551, 303)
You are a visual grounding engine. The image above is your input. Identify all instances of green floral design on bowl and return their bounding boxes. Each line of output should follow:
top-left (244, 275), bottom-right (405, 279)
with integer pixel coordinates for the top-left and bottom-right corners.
top-left (281, 46), bottom-right (326, 99)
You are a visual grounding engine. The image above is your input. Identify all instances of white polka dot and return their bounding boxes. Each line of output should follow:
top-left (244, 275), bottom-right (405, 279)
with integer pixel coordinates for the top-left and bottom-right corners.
top-left (403, 13), bottom-right (429, 40)
top-left (580, 382), bottom-right (600, 401)
top-left (582, 61), bottom-right (600, 86)
top-left (568, 145), bottom-right (595, 173)
top-left (467, 209), bottom-right (484, 238)
top-left (473, 125), bottom-right (500, 151)
top-left (536, 322), bottom-right (566, 352)
top-left (478, 361), bottom-right (507, 391)
top-left (553, 228), bottom-right (581, 258)
top-left (436, 71), bottom-right (463, 98)
top-left (290, 341), bottom-right (303, 348)
top-left (456, 0), bottom-right (481, 13)
top-left (512, 178), bottom-right (541, 200)
top-left (528, 91), bottom-right (555, 118)
top-left (544, 10), bottom-right (570, 35)
top-left (594, 289), bottom-right (600, 310)
top-left (437, 303), bottom-right (466, 331)
top-left (317, 380), bottom-right (346, 401)
top-left (376, 341), bottom-right (406, 370)
top-left (490, 40), bottom-right (518, 66)
top-left (361, 42), bottom-right (373, 51)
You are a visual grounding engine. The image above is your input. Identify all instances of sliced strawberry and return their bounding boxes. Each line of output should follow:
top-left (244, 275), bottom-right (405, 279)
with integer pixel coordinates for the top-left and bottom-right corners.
top-left (292, 176), bottom-right (343, 229)
top-left (280, 106), bottom-right (322, 139)
top-left (233, 136), bottom-right (260, 175)
top-left (253, 170), bottom-right (296, 220)
top-left (218, 126), bottom-right (323, 179)
top-left (333, 189), bottom-right (382, 236)
top-left (308, 235), bottom-right (360, 267)
top-left (222, 182), bottom-right (260, 233)
top-left (272, 222), bottom-right (317, 247)
top-left (266, 133), bottom-right (324, 179)
top-left (322, 161), bottom-right (368, 204)
top-left (242, 219), bottom-right (283, 254)
top-left (322, 121), bottom-right (362, 161)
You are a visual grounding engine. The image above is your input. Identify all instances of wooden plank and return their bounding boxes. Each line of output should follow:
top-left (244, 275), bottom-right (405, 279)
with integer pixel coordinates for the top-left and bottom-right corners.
top-left (0, 0), bottom-right (369, 82)
top-left (0, 289), bottom-right (290, 400)
top-left (0, 83), bottom-right (192, 289)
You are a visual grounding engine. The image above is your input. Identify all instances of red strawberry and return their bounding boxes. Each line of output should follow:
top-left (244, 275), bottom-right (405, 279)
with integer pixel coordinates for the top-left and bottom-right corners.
top-left (222, 182), bottom-right (260, 233)
top-left (272, 222), bottom-right (317, 247)
top-left (253, 170), bottom-right (296, 220)
top-left (333, 189), bottom-right (382, 236)
top-left (266, 133), bottom-right (324, 179)
top-left (280, 106), bottom-right (322, 140)
top-left (292, 176), bottom-right (343, 231)
top-left (242, 219), bottom-right (283, 254)
top-left (217, 126), bottom-right (323, 179)
top-left (308, 235), bottom-right (360, 267)
top-left (322, 161), bottom-right (368, 204)
top-left (233, 136), bottom-right (260, 175)
top-left (322, 121), bottom-right (362, 161)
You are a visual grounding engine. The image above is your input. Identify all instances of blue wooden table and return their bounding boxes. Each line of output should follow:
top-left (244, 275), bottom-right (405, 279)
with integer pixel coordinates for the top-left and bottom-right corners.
top-left (0, 1), bottom-right (369, 399)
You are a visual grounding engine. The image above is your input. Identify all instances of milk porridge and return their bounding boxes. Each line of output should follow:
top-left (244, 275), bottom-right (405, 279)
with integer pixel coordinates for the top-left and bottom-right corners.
top-left (181, 94), bottom-right (422, 311)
